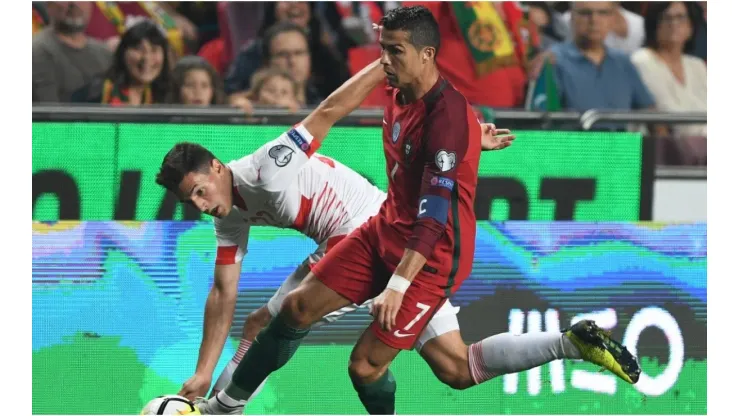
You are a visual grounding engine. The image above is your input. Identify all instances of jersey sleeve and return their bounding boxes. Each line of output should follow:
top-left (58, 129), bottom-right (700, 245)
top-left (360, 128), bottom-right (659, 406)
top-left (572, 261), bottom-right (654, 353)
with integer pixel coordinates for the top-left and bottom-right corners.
top-left (232, 124), bottom-right (319, 192)
top-left (406, 99), bottom-right (472, 259)
top-left (213, 215), bottom-right (251, 265)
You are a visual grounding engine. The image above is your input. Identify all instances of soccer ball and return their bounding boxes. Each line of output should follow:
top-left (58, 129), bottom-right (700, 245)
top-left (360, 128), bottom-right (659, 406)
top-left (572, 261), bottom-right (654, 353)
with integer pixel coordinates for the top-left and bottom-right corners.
top-left (140, 395), bottom-right (200, 415)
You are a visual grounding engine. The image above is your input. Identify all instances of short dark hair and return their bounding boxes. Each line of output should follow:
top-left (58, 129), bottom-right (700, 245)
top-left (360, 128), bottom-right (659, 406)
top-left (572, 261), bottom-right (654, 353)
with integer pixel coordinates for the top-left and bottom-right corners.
top-left (156, 143), bottom-right (216, 193)
top-left (262, 21), bottom-right (310, 61)
top-left (644, 2), bottom-right (700, 53)
top-left (379, 6), bottom-right (440, 55)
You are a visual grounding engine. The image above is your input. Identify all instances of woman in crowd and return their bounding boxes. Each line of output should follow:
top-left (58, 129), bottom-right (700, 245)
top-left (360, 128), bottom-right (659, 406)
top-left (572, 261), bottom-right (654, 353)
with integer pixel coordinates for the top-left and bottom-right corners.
top-left (166, 56), bottom-right (225, 106)
top-left (72, 20), bottom-right (171, 106)
top-left (631, 2), bottom-right (706, 139)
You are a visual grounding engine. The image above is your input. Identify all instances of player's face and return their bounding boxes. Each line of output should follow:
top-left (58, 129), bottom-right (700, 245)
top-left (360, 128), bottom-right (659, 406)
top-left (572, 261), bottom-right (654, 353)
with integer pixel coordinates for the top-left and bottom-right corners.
top-left (379, 29), bottom-right (428, 88)
top-left (177, 160), bottom-right (233, 218)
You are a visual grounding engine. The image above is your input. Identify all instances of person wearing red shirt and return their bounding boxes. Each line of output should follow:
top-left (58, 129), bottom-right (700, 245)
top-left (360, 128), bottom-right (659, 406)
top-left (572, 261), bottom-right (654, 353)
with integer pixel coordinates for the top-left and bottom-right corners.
top-left (403, 1), bottom-right (540, 108)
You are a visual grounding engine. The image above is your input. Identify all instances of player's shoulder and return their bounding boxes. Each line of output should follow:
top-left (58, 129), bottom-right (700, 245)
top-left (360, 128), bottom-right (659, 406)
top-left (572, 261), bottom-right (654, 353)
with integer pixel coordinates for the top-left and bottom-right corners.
top-left (424, 79), bottom-right (471, 121)
top-left (227, 153), bottom-right (268, 190)
top-left (226, 153), bottom-right (255, 178)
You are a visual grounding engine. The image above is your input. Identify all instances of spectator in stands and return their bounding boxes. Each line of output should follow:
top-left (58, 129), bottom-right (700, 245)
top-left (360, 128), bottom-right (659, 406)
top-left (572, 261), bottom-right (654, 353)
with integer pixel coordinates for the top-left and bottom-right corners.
top-left (32, 2), bottom-right (111, 103)
top-left (563, 4), bottom-right (645, 54)
top-left (72, 20), bottom-right (171, 106)
top-left (549, 2), bottom-right (655, 113)
top-left (688, 1), bottom-right (706, 62)
top-left (244, 68), bottom-right (301, 112)
top-left (224, 2), bottom-right (349, 101)
top-left (631, 2), bottom-right (706, 138)
top-left (32, 2), bottom-right (48, 35)
top-left (523, 2), bottom-right (570, 50)
top-left (166, 56), bottom-right (225, 106)
top-left (402, 1), bottom-right (543, 108)
top-left (85, 1), bottom-right (198, 57)
top-left (228, 22), bottom-right (323, 113)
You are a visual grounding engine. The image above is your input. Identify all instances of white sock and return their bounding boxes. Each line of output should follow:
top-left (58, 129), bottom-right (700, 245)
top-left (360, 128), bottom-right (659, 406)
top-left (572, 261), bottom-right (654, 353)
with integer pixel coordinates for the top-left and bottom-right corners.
top-left (211, 340), bottom-right (268, 404)
top-left (200, 390), bottom-right (246, 415)
top-left (467, 332), bottom-right (581, 384)
top-left (211, 339), bottom-right (252, 396)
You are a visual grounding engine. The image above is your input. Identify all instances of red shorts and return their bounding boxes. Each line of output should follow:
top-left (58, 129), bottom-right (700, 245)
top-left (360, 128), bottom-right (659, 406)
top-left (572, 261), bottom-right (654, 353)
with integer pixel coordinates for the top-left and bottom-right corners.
top-left (312, 217), bottom-right (448, 350)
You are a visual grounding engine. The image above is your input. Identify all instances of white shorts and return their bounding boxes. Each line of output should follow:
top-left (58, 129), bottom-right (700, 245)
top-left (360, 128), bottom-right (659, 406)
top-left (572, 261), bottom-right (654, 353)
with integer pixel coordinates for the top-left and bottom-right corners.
top-left (266, 237), bottom-right (461, 352)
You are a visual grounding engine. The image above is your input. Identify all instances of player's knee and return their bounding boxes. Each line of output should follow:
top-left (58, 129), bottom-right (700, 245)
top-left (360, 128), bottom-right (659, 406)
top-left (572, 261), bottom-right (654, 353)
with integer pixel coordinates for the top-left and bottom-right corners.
top-left (348, 356), bottom-right (386, 385)
top-left (278, 290), bottom-right (315, 329)
top-left (433, 357), bottom-right (476, 390)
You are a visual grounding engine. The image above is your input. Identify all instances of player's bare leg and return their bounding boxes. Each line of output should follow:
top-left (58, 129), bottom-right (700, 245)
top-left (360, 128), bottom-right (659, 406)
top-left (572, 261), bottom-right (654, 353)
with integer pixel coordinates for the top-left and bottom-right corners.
top-left (197, 274), bottom-right (353, 414)
top-left (349, 327), bottom-right (402, 415)
top-left (418, 330), bottom-right (475, 389)
top-left (419, 322), bottom-right (641, 389)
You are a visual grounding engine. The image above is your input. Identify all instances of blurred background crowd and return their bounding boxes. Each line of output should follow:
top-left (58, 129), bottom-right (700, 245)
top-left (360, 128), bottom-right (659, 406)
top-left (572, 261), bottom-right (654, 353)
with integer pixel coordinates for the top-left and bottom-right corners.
top-left (32, 1), bottom-right (707, 163)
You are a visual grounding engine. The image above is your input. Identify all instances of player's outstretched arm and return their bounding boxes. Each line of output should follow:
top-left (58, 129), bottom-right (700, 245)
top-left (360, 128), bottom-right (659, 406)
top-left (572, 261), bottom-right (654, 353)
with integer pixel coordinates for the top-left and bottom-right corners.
top-left (179, 262), bottom-right (242, 400)
top-left (179, 219), bottom-right (249, 400)
top-left (195, 263), bottom-right (242, 376)
top-left (301, 59), bottom-right (385, 144)
top-left (241, 60), bottom-right (385, 192)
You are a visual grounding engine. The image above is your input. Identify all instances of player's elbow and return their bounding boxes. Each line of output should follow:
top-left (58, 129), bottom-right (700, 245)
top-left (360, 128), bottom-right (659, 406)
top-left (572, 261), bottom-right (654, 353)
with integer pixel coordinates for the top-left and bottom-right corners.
top-left (210, 284), bottom-right (238, 304)
top-left (211, 277), bottom-right (239, 301)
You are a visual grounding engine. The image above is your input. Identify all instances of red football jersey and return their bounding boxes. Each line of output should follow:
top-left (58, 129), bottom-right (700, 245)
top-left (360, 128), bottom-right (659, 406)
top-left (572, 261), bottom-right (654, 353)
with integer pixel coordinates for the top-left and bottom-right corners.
top-left (375, 77), bottom-right (481, 296)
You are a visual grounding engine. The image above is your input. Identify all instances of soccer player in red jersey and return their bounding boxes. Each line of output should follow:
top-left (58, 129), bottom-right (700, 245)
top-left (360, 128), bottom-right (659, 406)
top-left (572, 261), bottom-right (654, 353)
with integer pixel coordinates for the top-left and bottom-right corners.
top-left (194, 6), bottom-right (640, 415)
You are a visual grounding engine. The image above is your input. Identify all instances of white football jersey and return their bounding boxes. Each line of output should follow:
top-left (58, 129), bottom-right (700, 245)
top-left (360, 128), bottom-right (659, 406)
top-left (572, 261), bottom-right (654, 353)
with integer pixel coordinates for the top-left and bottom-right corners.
top-left (214, 124), bottom-right (387, 265)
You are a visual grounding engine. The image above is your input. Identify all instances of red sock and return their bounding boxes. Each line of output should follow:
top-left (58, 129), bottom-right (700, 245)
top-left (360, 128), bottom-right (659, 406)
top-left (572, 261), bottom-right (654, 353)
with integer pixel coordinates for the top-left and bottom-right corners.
top-left (232, 338), bottom-right (252, 363)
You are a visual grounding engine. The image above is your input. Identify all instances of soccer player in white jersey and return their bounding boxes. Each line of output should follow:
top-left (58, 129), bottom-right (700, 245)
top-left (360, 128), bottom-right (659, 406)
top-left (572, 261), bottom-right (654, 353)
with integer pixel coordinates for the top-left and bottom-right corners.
top-left (155, 62), bottom-right (518, 401)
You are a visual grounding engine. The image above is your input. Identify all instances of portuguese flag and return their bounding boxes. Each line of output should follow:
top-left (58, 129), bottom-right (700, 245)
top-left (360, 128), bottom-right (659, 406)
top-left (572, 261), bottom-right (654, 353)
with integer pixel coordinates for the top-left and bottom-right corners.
top-left (450, 2), bottom-right (516, 77)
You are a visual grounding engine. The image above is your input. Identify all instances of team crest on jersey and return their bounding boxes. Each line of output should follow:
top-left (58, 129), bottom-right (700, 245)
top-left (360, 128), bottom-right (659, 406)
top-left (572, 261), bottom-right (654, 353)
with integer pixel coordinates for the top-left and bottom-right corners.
top-left (435, 150), bottom-right (456, 172)
top-left (392, 121), bottom-right (401, 143)
top-left (269, 144), bottom-right (294, 167)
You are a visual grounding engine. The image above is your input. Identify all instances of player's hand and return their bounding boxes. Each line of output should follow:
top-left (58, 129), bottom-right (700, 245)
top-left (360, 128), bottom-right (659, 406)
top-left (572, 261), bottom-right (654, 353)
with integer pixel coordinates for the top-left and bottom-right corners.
top-left (480, 123), bottom-right (515, 151)
top-left (178, 373), bottom-right (212, 401)
top-left (371, 288), bottom-right (405, 332)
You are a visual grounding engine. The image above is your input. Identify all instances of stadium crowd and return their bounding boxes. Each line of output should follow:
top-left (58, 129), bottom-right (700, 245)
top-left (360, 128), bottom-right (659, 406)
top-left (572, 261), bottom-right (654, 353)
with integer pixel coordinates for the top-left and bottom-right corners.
top-left (32, 1), bottom-right (707, 161)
